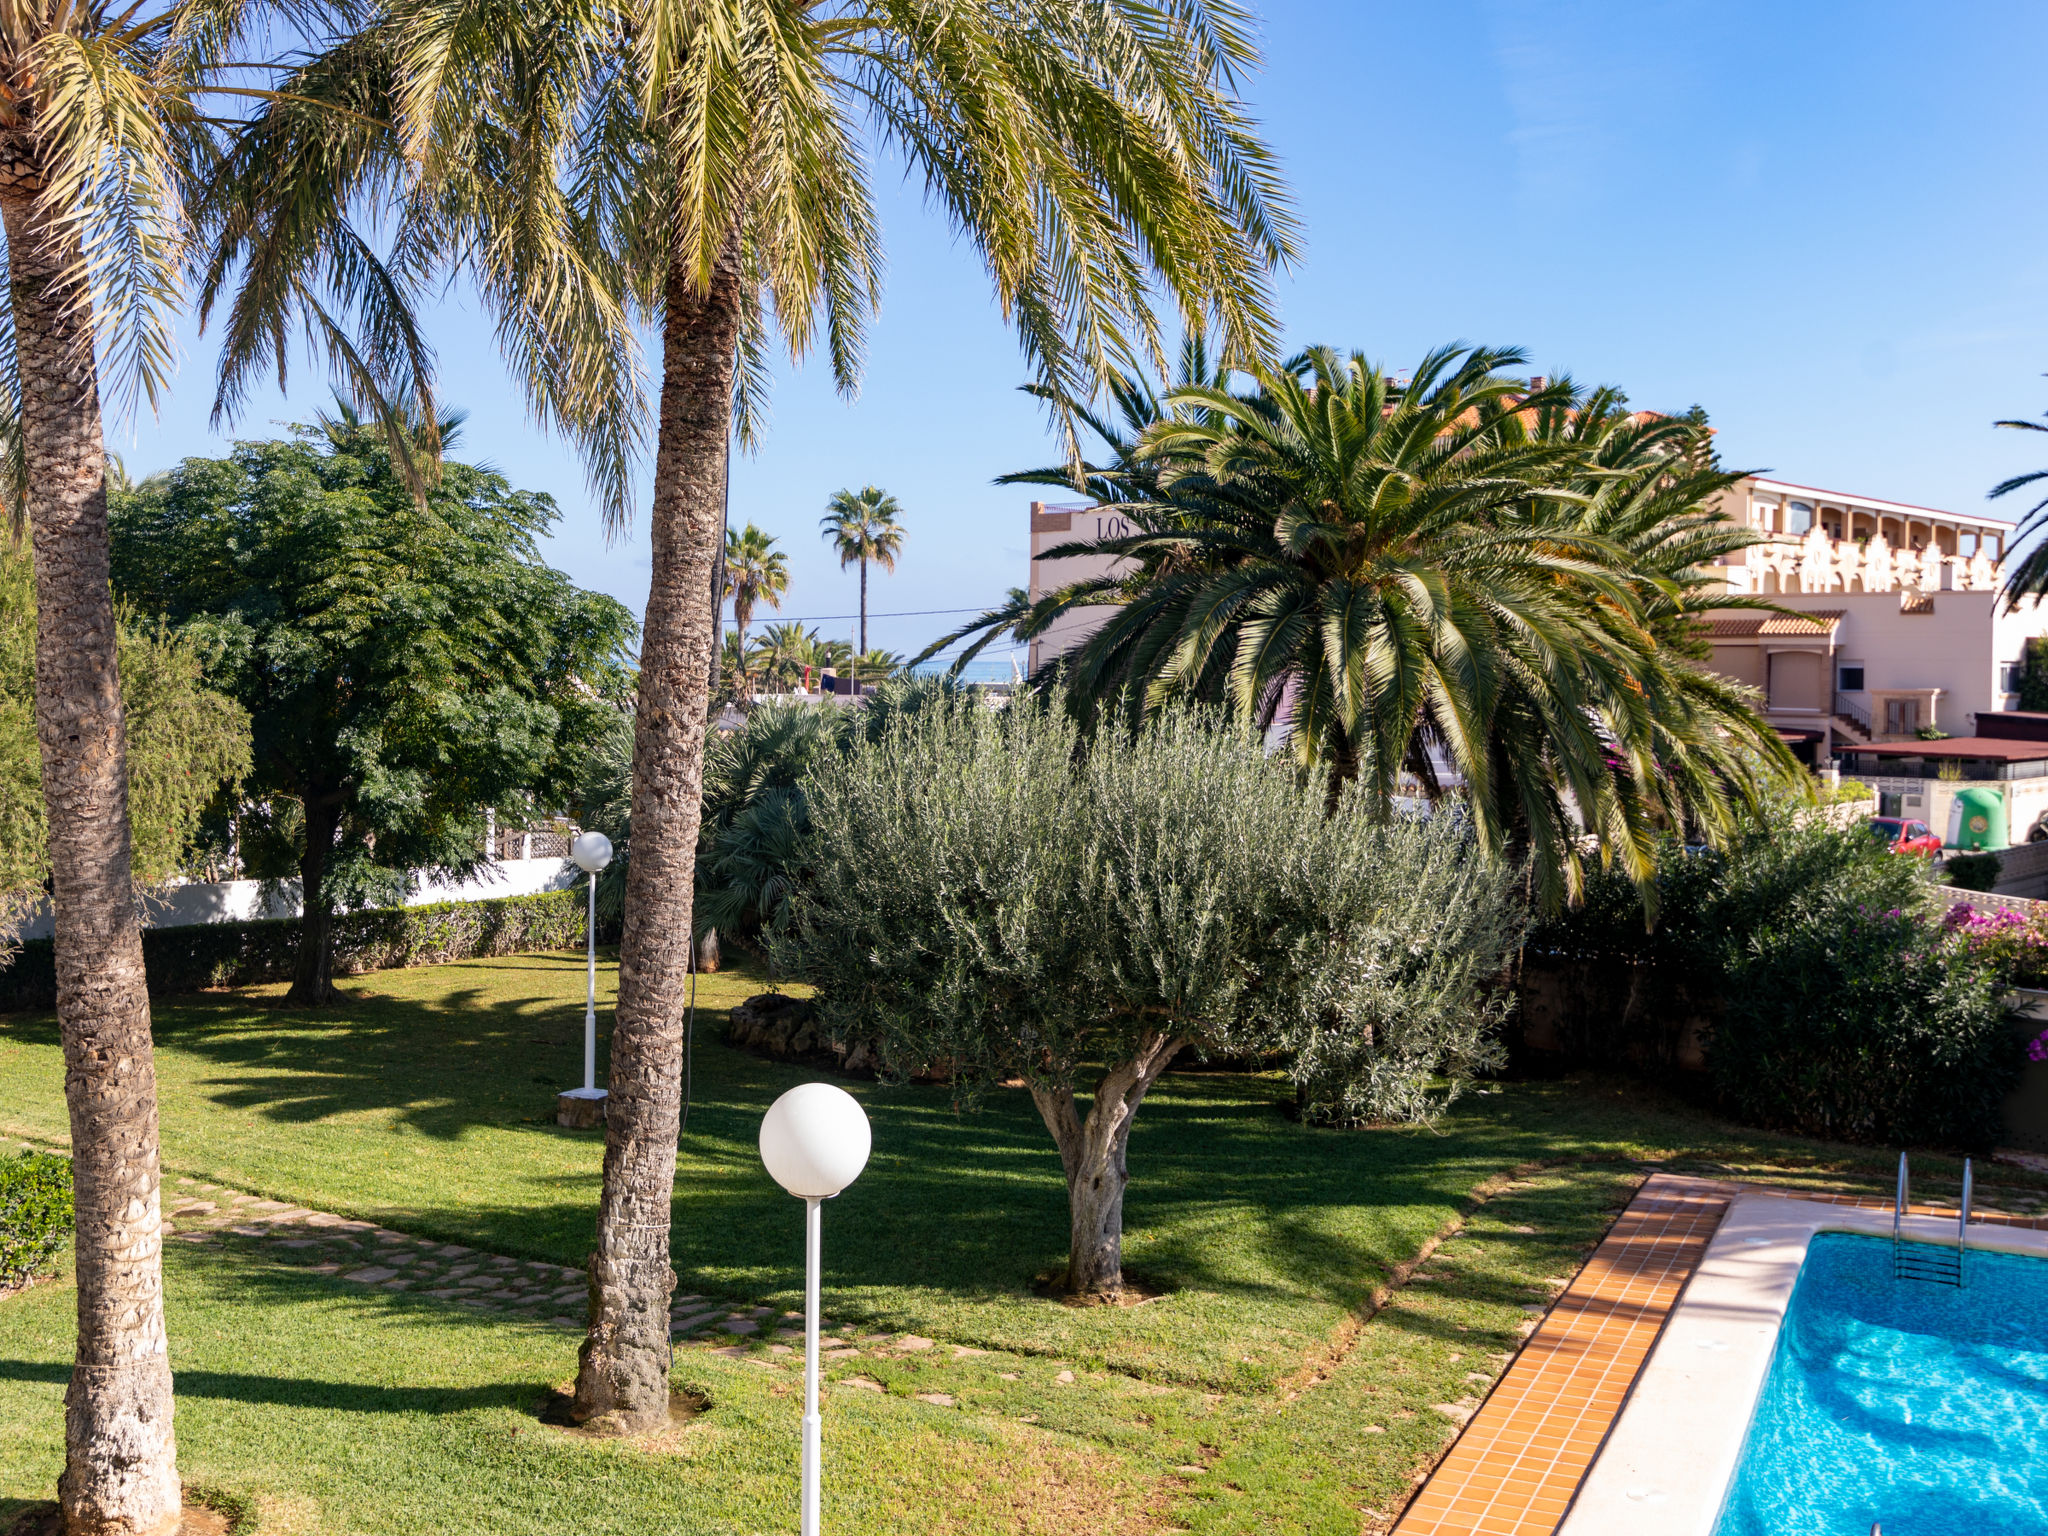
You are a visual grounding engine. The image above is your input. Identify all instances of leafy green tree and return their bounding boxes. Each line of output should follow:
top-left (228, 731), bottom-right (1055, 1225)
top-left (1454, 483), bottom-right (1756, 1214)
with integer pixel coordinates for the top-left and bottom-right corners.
top-left (109, 408), bottom-right (636, 1005)
top-left (2016, 638), bottom-right (2048, 713)
top-left (209, 0), bottom-right (1297, 1432)
top-left (820, 487), bottom-right (905, 654)
top-left (0, 545), bottom-right (252, 959)
top-left (776, 695), bottom-right (1515, 1298)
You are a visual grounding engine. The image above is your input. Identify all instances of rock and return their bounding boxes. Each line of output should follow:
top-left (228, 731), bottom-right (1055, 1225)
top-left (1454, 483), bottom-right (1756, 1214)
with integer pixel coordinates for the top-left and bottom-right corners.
top-left (839, 1377), bottom-right (884, 1393)
top-left (914, 1392), bottom-right (955, 1407)
top-left (723, 993), bottom-right (906, 1079)
top-left (895, 1335), bottom-right (934, 1352)
top-left (556, 1088), bottom-right (607, 1128)
top-left (343, 1267), bottom-right (399, 1284)
top-left (1055, 1370), bottom-right (1075, 1384)
top-left (721, 1319), bottom-right (760, 1335)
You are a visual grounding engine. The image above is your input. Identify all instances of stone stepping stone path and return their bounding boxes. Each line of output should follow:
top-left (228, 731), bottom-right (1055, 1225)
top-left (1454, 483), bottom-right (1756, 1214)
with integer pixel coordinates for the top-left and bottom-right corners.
top-left (162, 1176), bottom-right (825, 1343)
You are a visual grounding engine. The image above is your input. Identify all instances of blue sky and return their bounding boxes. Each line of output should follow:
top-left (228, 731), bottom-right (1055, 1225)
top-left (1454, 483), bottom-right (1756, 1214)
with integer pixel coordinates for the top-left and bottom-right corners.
top-left (117, 0), bottom-right (2048, 673)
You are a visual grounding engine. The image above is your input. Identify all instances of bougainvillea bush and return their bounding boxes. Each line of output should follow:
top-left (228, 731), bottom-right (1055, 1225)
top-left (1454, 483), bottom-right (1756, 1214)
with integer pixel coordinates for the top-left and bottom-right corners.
top-left (1943, 902), bottom-right (2048, 989)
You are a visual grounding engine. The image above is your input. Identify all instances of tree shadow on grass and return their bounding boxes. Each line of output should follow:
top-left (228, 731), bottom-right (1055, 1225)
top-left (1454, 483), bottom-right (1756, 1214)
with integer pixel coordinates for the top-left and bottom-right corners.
top-left (0, 1356), bottom-right (542, 1418)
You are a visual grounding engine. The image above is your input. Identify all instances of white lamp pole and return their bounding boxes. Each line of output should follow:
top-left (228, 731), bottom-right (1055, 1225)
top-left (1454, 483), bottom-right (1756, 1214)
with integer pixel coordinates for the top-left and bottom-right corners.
top-left (557, 831), bottom-right (614, 1127)
top-left (759, 1083), bottom-right (872, 1536)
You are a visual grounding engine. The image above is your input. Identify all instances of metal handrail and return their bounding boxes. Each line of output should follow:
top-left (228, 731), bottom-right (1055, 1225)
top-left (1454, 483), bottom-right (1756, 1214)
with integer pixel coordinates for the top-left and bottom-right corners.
top-left (1892, 1152), bottom-right (1971, 1287)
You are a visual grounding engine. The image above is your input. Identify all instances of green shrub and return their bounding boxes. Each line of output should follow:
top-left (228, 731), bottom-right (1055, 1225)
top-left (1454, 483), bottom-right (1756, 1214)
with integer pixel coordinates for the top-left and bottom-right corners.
top-left (0, 1151), bottom-right (73, 1286)
top-left (1524, 791), bottom-right (1934, 1068)
top-left (1712, 904), bottom-right (2018, 1148)
top-left (1944, 851), bottom-right (2003, 892)
top-left (0, 888), bottom-right (584, 1012)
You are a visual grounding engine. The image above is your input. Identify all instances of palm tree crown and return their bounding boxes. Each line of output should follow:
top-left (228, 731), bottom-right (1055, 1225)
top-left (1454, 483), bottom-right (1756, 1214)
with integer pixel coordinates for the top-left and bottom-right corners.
top-left (993, 344), bottom-right (1795, 908)
top-left (821, 485), bottom-right (904, 653)
top-left (723, 522), bottom-right (788, 644)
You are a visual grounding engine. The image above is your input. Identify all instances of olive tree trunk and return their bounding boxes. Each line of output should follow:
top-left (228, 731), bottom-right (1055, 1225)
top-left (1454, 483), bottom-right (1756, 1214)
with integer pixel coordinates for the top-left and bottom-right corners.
top-left (571, 234), bottom-right (742, 1434)
top-left (0, 145), bottom-right (182, 1534)
top-left (1030, 1031), bottom-right (1186, 1299)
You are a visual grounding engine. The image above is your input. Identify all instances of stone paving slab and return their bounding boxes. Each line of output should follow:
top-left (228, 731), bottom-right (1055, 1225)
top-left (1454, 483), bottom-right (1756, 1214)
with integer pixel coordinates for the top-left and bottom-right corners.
top-left (162, 1175), bottom-right (818, 1342)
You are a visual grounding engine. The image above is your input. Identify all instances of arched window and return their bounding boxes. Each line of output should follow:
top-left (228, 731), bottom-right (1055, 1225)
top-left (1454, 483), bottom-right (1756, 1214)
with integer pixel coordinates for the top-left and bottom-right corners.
top-left (1786, 500), bottom-right (1814, 535)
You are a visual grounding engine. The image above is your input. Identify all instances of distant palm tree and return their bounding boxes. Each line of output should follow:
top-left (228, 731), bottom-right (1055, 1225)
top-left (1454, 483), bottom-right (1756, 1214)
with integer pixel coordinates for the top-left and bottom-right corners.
top-left (723, 523), bottom-right (789, 653)
top-left (821, 488), bottom-right (905, 655)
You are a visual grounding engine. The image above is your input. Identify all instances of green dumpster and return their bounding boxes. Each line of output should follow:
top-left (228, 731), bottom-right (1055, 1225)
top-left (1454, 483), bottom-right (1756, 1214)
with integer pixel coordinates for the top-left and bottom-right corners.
top-left (1947, 786), bottom-right (2007, 850)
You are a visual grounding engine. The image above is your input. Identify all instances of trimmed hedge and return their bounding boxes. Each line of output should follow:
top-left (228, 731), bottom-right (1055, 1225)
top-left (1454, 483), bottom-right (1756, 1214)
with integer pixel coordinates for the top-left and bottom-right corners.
top-left (0, 1150), bottom-right (72, 1286)
top-left (0, 888), bottom-right (585, 1012)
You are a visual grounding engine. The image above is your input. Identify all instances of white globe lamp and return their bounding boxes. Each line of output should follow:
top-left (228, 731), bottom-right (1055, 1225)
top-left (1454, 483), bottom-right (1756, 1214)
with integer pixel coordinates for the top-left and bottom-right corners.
top-left (759, 1083), bottom-right (872, 1536)
top-left (558, 830), bottom-right (615, 1126)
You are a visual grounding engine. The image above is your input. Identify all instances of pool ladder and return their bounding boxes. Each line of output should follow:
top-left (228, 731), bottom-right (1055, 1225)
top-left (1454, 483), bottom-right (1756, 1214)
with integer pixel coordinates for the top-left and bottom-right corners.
top-left (1891, 1151), bottom-right (1972, 1287)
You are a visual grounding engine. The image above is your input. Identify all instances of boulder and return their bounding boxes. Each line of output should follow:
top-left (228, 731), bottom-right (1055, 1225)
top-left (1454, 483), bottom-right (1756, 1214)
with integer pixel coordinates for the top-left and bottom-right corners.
top-left (725, 992), bottom-right (883, 1076)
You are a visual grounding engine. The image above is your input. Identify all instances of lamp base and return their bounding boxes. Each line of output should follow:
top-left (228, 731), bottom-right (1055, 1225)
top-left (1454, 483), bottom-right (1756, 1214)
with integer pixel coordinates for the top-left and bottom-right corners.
top-left (556, 1086), bottom-right (608, 1128)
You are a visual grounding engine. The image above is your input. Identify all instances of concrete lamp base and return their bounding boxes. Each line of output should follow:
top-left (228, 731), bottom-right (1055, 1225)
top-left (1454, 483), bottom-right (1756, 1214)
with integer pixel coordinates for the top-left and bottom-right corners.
top-left (557, 1086), bottom-right (608, 1129)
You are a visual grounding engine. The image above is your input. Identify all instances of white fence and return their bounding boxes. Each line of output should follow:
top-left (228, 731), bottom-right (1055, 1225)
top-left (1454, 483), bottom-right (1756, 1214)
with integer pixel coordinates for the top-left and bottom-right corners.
top-left (16, 855), bottom-right (582, 941)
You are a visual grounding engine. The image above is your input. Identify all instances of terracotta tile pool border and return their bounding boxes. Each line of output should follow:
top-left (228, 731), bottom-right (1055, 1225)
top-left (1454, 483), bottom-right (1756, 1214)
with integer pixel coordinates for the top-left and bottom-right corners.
top-left (1387, 1170), bottom-right (2048, 1536)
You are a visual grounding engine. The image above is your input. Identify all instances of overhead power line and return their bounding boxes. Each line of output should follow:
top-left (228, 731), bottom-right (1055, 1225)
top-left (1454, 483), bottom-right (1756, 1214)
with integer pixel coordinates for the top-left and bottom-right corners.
top-left (750, 604), bottom-right (999, 623)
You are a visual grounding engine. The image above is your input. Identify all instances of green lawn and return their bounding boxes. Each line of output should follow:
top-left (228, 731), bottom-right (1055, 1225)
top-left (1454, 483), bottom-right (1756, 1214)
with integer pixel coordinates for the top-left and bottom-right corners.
top-left (0, 950), bottom-right (2033, 1533)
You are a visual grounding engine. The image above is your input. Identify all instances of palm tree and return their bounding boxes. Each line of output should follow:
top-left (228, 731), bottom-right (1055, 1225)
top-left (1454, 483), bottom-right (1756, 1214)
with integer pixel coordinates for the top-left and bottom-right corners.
top-left (0, 4), bottom-right (349, 1525)
top-left (820, 487), bottom-right (905, 655)
top-left (210, 0), bottom-right (1295, 1436)
top-left (1007, 345), bottom-right (1794, 908)
top-left (1989, 399), bottom-right (2048, 597)
top-left (722, 522), bottom-right (788, 652)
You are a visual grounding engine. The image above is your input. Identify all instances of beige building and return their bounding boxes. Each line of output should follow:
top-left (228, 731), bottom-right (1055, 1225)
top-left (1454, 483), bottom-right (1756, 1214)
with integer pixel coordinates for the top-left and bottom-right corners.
top-left (1026, 500), bottom-right (1138, 676)
top-left (1700, 476), bottom-right (2048, 752)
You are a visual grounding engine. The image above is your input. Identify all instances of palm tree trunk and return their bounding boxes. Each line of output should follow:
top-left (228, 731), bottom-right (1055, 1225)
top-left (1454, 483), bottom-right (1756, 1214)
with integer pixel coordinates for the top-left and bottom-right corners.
top-left (571, 232), bottom-right (743, 1435)
top-left (0, 148), bottom-right (182, 1534)
top-left (858, 557), bottom-right (868, 655)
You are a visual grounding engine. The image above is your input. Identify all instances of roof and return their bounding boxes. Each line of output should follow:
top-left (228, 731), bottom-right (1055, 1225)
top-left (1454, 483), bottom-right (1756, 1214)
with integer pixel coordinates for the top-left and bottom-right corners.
top-left (1745, 476), bottom-right (2015, 530)
top-left (1699, 610), bottom-right (1843, 638)
top-left (1975, 711), bottom-right (2048, 744)
top-left (1842, 737), bottom-right (2048, 763)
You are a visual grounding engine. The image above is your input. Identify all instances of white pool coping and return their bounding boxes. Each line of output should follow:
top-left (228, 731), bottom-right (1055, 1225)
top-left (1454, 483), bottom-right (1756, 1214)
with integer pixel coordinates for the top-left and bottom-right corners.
top-left (1557, 1190), bottom-right (2048, 1534)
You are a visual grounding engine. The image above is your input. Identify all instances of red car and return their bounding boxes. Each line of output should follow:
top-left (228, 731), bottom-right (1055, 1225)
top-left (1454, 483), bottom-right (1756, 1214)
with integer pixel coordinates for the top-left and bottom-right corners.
top-left (1869, 817), bottom-right (1942, 856)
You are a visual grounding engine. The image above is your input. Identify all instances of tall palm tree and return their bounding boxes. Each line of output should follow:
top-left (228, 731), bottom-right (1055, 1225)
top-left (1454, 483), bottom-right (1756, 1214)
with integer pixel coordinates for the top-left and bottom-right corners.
top-left (0, 5), bottom-right (262, 1528)
top-left (1004, 345), bottom-right (1794, 907)
top-left (210, 0), bottom-right (1295, 1436)
top-left (820, 486), bottom-right (905, 655)
top-left (0, 1), bottom-right (418, 1526)
top-left (722, 521), bottom-right (787, 651)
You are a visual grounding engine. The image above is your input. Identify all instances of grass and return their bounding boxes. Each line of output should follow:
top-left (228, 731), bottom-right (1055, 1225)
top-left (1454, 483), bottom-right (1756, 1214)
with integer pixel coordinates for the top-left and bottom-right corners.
top-left (1, 949), bottom-right (2039, 1532)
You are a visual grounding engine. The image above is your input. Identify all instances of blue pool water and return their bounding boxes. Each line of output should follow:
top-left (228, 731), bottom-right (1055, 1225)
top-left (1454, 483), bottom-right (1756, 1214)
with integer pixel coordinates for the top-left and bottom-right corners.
top-left (1714, 1232), bottom-right (2048, 1536)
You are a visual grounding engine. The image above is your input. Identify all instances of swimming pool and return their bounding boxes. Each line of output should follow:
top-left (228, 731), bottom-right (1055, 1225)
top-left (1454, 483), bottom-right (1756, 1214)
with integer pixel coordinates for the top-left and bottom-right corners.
top-left (1714, 1230), bottom-right (2048, 1536)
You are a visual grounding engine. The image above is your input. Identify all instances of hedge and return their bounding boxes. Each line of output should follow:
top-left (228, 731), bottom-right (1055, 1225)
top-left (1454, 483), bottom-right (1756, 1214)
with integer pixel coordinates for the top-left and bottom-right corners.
top-left (0, 1150), bottom-right (72, 1287)
top-left (0, 888), bottom-right (586, 1012)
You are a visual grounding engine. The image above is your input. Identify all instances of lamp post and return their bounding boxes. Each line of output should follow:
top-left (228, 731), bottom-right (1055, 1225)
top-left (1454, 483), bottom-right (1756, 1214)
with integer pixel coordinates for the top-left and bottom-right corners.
top-left (556, 830), bottom-right (613, 1128)
top-left (759, 1083), bottom-right (872, 1536)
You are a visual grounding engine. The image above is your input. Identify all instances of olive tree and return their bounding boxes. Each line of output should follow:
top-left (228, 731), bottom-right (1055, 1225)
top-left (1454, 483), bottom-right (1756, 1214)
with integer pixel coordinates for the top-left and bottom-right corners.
top-left (777, 696), bottom-right (1517, 1298)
